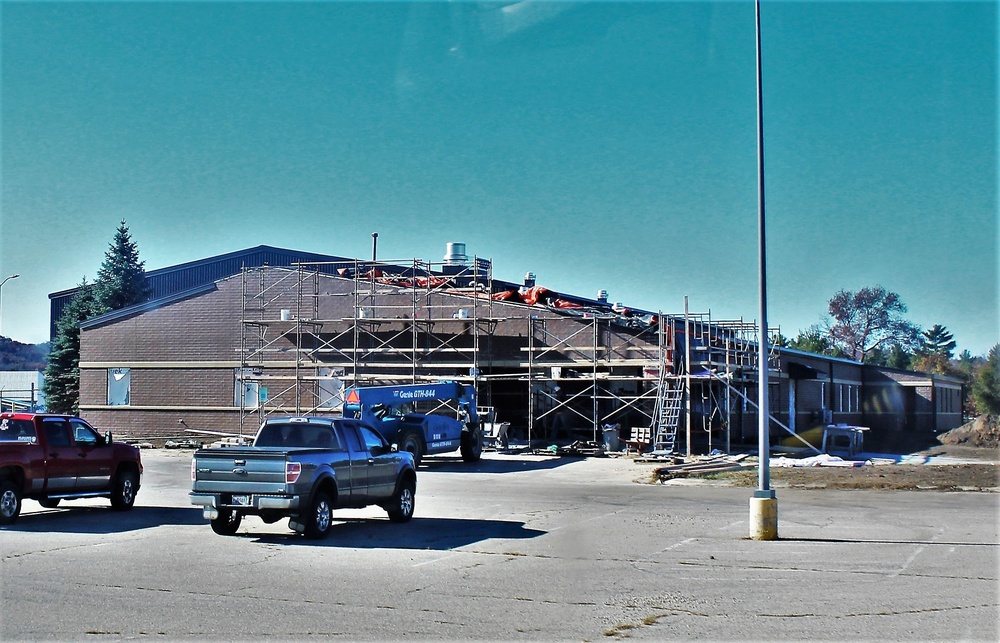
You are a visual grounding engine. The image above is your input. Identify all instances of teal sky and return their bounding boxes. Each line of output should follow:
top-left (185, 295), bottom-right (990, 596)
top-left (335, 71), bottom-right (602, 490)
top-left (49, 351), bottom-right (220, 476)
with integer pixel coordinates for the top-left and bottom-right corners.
top-left (1, 1), bottom-right (997, 355)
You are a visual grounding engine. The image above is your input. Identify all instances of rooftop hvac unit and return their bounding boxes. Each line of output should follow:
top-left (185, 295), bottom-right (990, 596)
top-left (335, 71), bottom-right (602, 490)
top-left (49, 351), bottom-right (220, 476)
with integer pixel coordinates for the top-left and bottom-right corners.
top-left (443, 242), bottom-right (468, 265)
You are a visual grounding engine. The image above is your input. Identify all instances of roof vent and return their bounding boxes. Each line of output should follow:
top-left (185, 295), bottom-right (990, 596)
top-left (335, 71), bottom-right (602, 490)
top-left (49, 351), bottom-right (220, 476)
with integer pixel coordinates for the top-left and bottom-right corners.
top-left (524, 272), bottom-right (536, 288)
top-left (597, 289), bottom-right (608, 303)
top-left (443, 242), bottom-right (468, 266)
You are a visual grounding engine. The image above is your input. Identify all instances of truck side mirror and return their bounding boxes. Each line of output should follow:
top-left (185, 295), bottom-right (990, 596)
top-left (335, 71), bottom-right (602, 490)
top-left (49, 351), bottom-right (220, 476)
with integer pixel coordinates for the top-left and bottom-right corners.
top-left (104, 431), bottom-right (113, 445)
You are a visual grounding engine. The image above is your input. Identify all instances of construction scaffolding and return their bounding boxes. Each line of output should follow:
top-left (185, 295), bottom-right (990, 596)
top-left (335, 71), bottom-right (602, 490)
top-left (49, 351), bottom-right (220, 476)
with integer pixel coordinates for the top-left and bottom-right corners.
top-left (238, 257), bottom-right (498, 433)
top-left (237, 260), bottom-right (780, 453)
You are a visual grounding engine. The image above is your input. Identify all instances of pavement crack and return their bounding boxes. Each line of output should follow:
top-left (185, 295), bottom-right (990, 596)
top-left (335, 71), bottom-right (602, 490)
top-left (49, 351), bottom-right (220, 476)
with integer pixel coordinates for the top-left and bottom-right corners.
top-left (760, 602), bottom-right (999, 618)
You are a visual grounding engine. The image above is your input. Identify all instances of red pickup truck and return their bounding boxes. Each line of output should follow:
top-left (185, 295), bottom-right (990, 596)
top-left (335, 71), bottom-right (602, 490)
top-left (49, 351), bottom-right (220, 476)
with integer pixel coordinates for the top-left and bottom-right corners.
top-left (0, 413), bottom-right (143, 524)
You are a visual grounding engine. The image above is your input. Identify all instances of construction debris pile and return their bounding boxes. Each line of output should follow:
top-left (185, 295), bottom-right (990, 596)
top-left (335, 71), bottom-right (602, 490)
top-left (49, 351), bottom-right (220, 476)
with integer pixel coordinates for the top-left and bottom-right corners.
top-left (938, 415), bottom-right (999, 449)
top-left (492, 285), bottom-right (660, 331)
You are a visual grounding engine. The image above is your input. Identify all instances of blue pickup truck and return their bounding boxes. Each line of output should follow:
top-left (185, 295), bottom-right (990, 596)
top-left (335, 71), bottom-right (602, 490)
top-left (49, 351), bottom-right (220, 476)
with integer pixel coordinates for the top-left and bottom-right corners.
top-left (189, 416), bottom-right (416, 538)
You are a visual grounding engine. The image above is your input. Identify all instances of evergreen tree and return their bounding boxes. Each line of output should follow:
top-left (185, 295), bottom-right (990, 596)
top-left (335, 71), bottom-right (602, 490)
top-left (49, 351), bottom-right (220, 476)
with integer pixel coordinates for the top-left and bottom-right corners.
top-left (971, 344), bottom-right (1000, 415)
top-left (954, 349), bottom-right (980, 380)
top-left (43, 278), bottom-right (107, 414)
top-left (43, 221), bottom-right (149, 413)
top-left (94, 220), bottom-right (151, 310)
top-left (863, 345), bottom-right (888, 366)
top-left (920, 324), bottom-right (957, 359)
top-left (955, 350), bottom-right (984, 417)
top-left (788, 325), bottom-right (845, 358)
top-left (885, 343), bottom-right (913, 370)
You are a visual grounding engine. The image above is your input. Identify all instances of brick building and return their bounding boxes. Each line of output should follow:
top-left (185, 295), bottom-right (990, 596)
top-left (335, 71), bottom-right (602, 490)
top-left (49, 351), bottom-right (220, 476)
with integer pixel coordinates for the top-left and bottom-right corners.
top-left (62, 245), bottom-right (963, 453)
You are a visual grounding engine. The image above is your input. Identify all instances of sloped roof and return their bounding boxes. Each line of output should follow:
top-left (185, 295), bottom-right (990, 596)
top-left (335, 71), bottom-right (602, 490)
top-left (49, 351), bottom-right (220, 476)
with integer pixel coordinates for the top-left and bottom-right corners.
top-left (49, 245), bottom-right (358, 338)
top-left (50, 245), bottom-right (354, 299)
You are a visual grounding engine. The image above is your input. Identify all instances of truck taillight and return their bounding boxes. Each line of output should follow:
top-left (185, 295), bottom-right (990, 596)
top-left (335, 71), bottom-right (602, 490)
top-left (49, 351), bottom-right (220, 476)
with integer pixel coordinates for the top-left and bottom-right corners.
top-left (191, 458), bottom-right (196, 481)
top-left (286, 462), bottom-right (301, 484)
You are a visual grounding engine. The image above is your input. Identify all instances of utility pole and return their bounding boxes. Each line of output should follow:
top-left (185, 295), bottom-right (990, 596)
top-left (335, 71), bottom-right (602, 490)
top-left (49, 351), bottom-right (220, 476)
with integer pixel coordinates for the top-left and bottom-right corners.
top-left (749, 0), bottom-right (778, 541)
top-left (684, 296), bottom-right (692, 458)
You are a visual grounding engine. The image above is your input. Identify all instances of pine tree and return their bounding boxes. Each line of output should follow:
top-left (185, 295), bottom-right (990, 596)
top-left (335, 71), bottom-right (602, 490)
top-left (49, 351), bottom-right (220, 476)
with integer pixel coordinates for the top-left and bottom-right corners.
top-left (43, 278), bottom-right (107, 414)
top-left (920, 324), bottom-right (957, 359)
top-left (971, 345), bottom-right (1000, 415)
top-left (43, 221), bottom-right (149, 413)
top-left (94, 220), bottom-right (151, 310)
top-left (885, 344), bottom-right (912, 370)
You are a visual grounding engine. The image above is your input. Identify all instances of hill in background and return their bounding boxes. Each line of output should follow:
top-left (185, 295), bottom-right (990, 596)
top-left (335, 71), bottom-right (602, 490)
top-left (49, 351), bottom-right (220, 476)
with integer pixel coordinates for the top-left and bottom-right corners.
top-left (0, 336), bottom-right (49, 371)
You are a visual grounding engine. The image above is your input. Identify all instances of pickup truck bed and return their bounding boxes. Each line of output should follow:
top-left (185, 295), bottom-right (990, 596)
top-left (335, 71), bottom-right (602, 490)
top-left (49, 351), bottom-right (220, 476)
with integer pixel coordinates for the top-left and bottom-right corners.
top-left (190, 416), bottom-right (416, 538)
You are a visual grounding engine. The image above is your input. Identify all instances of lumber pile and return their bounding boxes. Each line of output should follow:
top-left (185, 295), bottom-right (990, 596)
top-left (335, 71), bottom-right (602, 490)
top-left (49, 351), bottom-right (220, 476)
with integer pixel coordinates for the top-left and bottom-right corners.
top-left (651, 454), bottom-right (752, 481)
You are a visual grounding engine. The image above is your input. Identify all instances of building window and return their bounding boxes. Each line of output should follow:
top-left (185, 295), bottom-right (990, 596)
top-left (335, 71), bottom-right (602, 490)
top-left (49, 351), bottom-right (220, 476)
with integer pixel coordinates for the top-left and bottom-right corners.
top-left (235, 368), bottom-right (260, 408)
top-left (108, 368), bottom-right (130, 406)
top-left (834, 384), bottom-right (859, 414)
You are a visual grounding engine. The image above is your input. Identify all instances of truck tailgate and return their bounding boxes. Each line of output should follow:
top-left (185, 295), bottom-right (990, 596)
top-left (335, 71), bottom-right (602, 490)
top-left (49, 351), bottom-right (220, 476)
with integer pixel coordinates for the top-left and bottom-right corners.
top-left (192, 447), bottom-right (289, 494)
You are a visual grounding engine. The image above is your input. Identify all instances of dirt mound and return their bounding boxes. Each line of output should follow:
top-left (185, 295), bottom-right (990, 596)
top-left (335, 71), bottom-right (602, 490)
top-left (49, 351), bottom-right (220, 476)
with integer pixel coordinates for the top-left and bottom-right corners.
top-left (938, 415), bottom-right (1000, 449)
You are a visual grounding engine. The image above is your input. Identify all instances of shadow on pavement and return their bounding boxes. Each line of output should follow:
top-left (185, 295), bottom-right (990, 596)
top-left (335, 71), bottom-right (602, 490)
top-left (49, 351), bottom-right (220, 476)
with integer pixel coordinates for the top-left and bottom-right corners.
top-left (248, 516), bottom-right (545, 549)
top-left (3, 505), bottom-right (204, 533)
top-left (418, 452), bottom-right (582, 474)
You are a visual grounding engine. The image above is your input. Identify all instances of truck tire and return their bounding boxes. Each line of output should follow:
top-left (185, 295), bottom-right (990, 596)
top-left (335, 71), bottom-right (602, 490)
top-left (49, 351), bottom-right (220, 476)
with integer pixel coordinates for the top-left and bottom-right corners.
top-left (460, 425), bottom-right (483, 463)
top-left (303, 491), bottom-right (333, 539)
top-left (38, 498), bottom-right (60, 509)
top-left (211, 509), bottom-right (243, 535)
top-left (399, 431), bottom-right (424, 468)
top-left (110, 470), bottom-right (138, 510)
top-left (0, 480), bottom-right (22, 525)
top-left (386, 478), bottom-right (415, 523)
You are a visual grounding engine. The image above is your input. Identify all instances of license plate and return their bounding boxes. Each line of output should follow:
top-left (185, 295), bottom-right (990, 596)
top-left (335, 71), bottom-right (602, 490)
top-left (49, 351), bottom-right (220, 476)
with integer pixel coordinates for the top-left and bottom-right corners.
top-left (231, 494), bottom-right (251, 506)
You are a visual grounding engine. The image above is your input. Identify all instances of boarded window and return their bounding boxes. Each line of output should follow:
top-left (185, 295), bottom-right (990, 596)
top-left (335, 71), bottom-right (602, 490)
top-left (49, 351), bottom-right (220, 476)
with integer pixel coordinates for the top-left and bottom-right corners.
top-left (108, 368), bottom-right (131, 406)
top-left (234, 368), bottom-right (260, 408)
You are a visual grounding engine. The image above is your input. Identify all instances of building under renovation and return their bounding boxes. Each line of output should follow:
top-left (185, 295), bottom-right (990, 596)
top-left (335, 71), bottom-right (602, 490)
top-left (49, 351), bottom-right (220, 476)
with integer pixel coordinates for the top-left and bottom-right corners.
top-left (61, 244), bottom-right (964, 454)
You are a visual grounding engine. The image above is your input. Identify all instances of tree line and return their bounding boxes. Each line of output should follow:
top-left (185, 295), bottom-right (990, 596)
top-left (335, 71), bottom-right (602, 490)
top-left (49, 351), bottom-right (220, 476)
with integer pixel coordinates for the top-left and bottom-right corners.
top-left (774, 285), bottom-right (999, 418)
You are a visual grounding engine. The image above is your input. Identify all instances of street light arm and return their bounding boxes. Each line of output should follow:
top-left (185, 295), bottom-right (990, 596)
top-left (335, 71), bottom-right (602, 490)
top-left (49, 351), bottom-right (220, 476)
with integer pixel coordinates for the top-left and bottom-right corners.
top-left (0, 273), bottom-right (20, 337)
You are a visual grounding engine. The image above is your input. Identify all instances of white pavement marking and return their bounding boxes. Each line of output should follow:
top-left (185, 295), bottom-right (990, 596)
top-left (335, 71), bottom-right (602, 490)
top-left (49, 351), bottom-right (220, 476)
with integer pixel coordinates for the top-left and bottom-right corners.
top-left (413, 552), bottom-right (465, 567)
top-left (887, 528), bottom-right (943, 578)
top-left (658, 537), bottom-right (696, 553)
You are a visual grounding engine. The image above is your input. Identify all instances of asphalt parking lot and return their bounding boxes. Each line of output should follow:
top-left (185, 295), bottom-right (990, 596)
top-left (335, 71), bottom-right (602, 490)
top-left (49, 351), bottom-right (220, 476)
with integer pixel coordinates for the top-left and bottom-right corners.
top-left (2, 449), bottom-right (997, 641)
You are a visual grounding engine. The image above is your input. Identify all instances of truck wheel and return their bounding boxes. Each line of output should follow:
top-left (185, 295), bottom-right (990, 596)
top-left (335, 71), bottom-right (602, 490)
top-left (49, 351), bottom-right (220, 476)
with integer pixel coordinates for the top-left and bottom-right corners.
top-left (303, 491), bottom-right (333, 539)
top-left (38, 498), bottom-right (60, 509)
top-left (460, 426), bottom-right (483, 463)
top-left (399, 431), bottom-right (424, 468)
top-left (386, 478), bottom-right (415, 523)
top-left (110, 470), bottom-right (138, 510)
top-left (211, 509), bottom-right (243, 535)
top-left (0, 480), bottom-right (22, 525)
